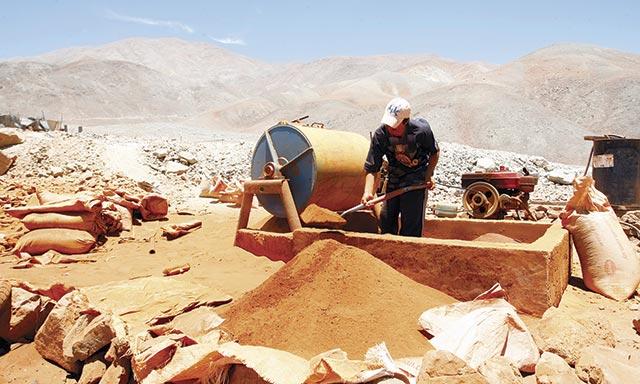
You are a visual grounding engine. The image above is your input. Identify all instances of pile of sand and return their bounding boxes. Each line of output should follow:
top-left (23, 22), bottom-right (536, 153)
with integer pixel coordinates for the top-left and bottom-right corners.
top-left (472, 233), bottom-right (521, 243)
top-left (219, 239), bottom-right (455, 359)
top-left (299, 204), bottom-right (346, 229)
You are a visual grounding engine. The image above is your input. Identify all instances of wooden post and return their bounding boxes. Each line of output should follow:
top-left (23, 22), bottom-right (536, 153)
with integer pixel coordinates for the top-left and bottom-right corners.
top-left (236, 191), bottom-right (255, 231)
top-left (280, 180), bottom-right (302, 231)
top-left (235, 179), bottom-right (302, 240)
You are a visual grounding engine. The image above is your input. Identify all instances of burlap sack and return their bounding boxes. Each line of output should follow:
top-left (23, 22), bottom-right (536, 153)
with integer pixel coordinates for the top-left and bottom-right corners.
top-left (561, 176), bottom-right (640, 300)
top-left (13, 229), bottom-right (96, 255)
top-left (22, 212), bottom-right (99, 234)
top-left (564, 210), bottom-right (640, 300)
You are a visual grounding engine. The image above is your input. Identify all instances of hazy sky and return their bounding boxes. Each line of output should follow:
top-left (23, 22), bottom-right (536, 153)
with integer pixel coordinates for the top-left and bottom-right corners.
top-left (1, 1), bottom-right (638, 63)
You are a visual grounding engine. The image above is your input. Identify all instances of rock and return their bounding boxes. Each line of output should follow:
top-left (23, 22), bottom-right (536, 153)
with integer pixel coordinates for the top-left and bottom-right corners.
top-left (49, 166), bottom-right (65, 177)
top-left (535, 352), bottom-right (582, 384)
top-left (0, 288), bottom-right (54, 342)
top-left (178, 151), bottom-right (197, 165)
top-left (78, 353), bottom-right (108, 384)
top-left (163, 161), bottom-right (189, 175)
top-left (475, 157), bottom-right (497, 171)
top-left (104, 335), bottom-right (131, 364)
top-left (534, 211), bottom-right (546, 220)
top-left (477, 356), bottom-right (523, 384)
top-left (546, 209), bottom-right (560, 220)
top-left (228, 365), bottom-right (269, 384)
top-left (417, 350), bottom-right (488, 383)
top-left (137, 180), bottom-right (154, 192)
top-left (131, 335), bottom-right (180, 381)
top-left (78, 171), bottom-right (93, 180)
top-left (575, 345), bottom-right (640, 384)
top-left (0, 151), bottom-right (16, 175)
top-left (139, 194), bottom-right (169, 220)
top-left (69, 313), bottom-right (118, 361)
top-left (99, 361), bottom-right (130, 384)
top-left (0, 130), bottom-right (23, 147)
top-left (532, 308), bottom-right (615, 366)
top-left (546, 170), bottom-right (575, 185)
top-left (34, 290), bottom-right (91, 373)
top-left (531, 157), bottom-right (549, 169)
top-left (153, 149), bottom-right (169, 160)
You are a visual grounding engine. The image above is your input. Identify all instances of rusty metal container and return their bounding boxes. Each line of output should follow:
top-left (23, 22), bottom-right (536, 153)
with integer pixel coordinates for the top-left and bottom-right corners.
top-left (251, 122), bottom-right (369, 217)
top-left (585, 135), bottom-right (640, 210)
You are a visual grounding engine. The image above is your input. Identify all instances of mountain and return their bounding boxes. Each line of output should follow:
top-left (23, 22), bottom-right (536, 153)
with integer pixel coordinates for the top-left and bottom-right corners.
top-left (481, 44), bottom-right (640, 138)
top-left (2, 38), bottom-right (638, 163)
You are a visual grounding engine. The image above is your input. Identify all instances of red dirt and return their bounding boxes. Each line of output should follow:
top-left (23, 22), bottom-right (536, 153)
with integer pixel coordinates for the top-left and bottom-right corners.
top-left (219, 239), bottom-right (456, 359)
top-left (299, 204), bottom-right (346, 229)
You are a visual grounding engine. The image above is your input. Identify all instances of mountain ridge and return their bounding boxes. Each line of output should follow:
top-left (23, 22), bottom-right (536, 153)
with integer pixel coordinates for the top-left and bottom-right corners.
top-left (2, 37), bottom-right (638, 163)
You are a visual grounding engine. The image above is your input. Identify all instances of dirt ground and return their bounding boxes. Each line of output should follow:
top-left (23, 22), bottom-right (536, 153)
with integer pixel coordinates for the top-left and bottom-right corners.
top-left (0, 204), bottom-right (281, 383)
top-left (0, 203), bottom-right (639, 383)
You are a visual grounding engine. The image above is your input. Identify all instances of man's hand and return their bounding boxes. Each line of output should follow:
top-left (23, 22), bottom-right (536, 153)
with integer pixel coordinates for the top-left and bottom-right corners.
top-left (425, 176), bottom-right (436, 190)
top-left (361, 191), bottom-right (374, 206)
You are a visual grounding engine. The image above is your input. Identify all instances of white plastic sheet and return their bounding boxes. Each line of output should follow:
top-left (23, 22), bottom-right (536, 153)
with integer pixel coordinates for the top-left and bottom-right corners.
top-left (418, 283), bottom-right (539, 373)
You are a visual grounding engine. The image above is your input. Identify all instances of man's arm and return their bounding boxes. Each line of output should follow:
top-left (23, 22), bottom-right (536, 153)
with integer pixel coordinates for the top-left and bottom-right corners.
top-left (425, 150), bottom-right (439, 190)
top-left (361, 172), bottom-right (377, 204)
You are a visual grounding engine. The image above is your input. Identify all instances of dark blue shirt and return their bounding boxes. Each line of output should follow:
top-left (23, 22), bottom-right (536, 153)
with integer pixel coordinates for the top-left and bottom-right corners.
top-left (364, 117), bottom-right (439, 190)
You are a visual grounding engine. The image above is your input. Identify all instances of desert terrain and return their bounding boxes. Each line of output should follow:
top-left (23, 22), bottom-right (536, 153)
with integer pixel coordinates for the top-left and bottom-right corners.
top-left (0, 38), bottom-right (639, 383)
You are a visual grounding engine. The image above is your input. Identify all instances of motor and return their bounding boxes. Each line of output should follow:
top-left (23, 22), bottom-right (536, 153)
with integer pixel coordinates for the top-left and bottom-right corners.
top-left (461, 166), bottom-right (538, 220)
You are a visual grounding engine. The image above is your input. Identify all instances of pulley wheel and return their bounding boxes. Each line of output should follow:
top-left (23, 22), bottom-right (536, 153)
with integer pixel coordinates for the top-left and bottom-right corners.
top-left (463, 181), bottom-right (500, 219)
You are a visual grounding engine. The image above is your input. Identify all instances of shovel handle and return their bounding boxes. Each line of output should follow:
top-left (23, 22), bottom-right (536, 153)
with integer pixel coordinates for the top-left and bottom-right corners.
top-left (340, 184), bottom-right (428, 217)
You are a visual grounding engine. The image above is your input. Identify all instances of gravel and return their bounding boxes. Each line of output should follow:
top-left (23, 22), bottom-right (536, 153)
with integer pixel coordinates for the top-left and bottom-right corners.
top-left (1, 123), bottom-right (583, 212)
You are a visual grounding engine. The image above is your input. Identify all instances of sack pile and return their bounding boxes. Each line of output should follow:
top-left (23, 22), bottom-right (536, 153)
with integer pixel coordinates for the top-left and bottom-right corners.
top-left (7, 189), bottom-right (168, 256)
top-left (561, 176), bottom-right (640, 300)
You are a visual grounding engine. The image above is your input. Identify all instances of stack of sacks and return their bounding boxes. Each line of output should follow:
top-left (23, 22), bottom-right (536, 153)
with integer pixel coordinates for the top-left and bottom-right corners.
top-left (7, 190), bottom-right (168, 256)
top-left (102, 190), bottom-right (168, 221)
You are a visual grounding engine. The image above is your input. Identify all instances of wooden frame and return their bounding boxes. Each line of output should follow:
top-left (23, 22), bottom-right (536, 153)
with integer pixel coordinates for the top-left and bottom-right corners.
top-left (235, 179), bottom-right (302, 244)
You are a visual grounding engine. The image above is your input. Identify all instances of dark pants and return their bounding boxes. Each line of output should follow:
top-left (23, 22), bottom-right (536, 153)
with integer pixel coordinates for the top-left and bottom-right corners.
top-left (380, 189), bottom-right (427, 237)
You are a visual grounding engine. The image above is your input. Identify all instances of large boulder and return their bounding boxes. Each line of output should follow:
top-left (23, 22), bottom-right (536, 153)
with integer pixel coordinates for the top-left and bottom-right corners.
top-left (477, 356), bottom-right (523, 384)
top-left (534, 352), bottom-right (582, 384)
top-left (34, 290), bottom-right (90, 373)
top-left (78, 353), bottom-right (108, 384)
top-left (417, 350), bottom-right (488, 383)
top-left (575, 345), bottom-right (640, 384)
top-left (0, 288), bottom-right (54, 342)
top-left (67, 313), bottom-right (122, 362)
top-left (532, 308), bottom-right (615, 366)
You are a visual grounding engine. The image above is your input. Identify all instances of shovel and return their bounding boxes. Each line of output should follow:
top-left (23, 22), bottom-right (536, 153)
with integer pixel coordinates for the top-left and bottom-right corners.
top-left (340, 184), bottom-right (430, 217)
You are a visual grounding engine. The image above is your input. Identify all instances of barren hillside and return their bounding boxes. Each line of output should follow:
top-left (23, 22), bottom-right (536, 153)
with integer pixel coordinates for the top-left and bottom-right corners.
top-left (481, 44), bottom-right (640, 138)
top-left (2, 38), bottom-right (638, 163)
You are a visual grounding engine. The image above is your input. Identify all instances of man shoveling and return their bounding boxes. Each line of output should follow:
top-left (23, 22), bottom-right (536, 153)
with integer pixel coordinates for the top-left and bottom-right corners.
top-left (360, 97), bottom-right (439, 237)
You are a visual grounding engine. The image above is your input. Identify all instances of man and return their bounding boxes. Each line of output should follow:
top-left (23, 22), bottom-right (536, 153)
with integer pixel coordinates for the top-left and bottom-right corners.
top-left (362, 97), bottom-right (439, 237)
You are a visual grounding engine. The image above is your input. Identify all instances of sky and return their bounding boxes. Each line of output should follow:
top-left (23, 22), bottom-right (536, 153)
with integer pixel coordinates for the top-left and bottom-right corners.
top-left (1, 1), bottom-right (638, 63)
